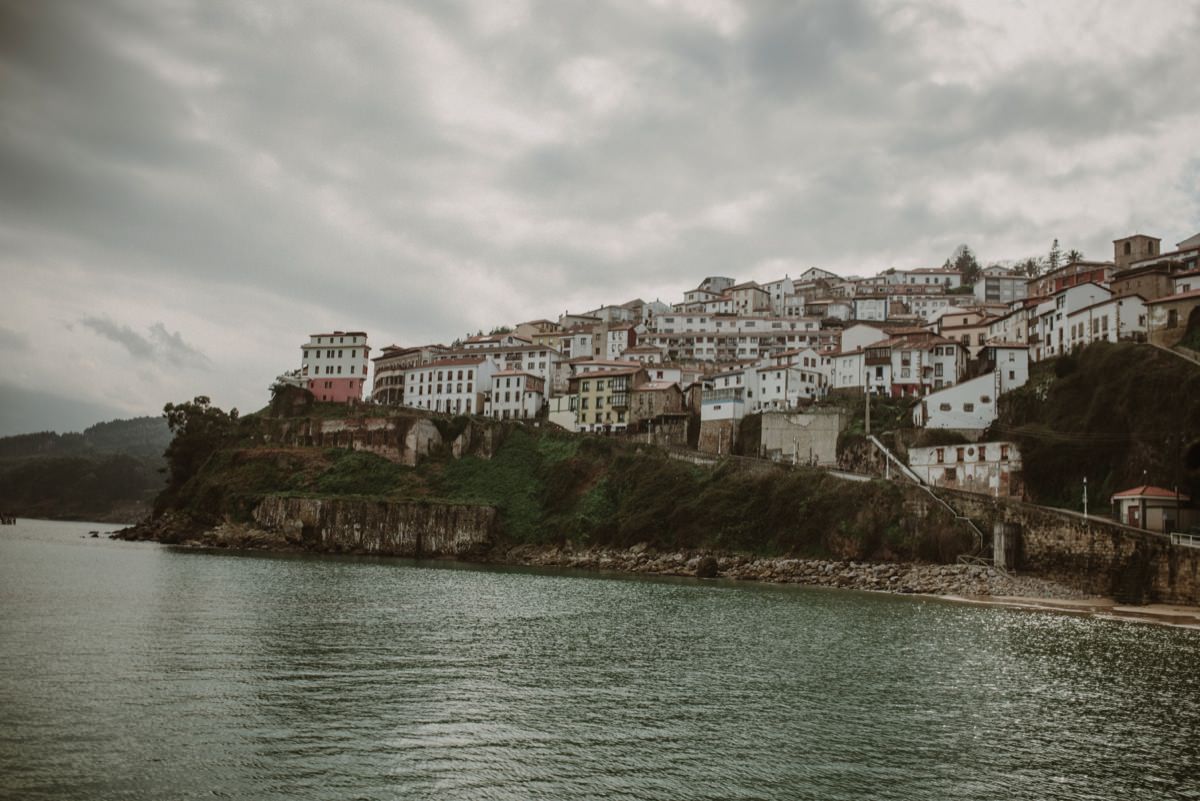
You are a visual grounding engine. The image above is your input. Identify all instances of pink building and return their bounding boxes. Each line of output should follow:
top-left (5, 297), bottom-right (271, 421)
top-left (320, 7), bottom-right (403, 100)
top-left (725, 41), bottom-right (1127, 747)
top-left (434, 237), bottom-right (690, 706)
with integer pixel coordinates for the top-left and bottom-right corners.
top-left (301, 331), bottom-right (370, 402)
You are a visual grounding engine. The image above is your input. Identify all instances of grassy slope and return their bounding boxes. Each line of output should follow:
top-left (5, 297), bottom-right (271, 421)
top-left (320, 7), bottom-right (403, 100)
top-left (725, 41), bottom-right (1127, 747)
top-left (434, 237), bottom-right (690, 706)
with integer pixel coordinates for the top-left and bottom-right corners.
top-left (165, 424), bottom-right (966, 561)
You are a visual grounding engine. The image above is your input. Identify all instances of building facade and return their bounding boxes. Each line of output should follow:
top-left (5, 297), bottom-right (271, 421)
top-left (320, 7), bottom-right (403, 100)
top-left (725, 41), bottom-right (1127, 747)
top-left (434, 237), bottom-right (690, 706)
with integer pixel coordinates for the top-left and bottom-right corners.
top-left (301, 331), bottom-right (370, 403)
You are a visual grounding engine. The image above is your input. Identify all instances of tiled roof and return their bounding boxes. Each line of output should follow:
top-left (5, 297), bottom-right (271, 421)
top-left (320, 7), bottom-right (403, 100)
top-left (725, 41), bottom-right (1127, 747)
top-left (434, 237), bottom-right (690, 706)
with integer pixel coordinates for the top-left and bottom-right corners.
top-left (572, 368), bottom-right (641, 379)
top-left (418, 357), bottom-right (486, 368)
top-left (1111, 485), bottom-right (1191, 501)
top-left (1145, 288), bottom-right (1200, 305)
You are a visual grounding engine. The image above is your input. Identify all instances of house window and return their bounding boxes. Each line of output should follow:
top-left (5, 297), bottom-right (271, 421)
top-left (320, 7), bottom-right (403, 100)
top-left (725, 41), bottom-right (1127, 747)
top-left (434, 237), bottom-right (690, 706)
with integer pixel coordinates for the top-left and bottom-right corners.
top-left (956, 447), bottom-right (965, 462)
top-left (944, 468), bottom-right (956, 482)
top-left (978, 446), bottom-right (986, 461)
top-left (963, 403), bottom-right (974, 412)
top-left (1000, 445), bottom-right (1010, 460)
top-left (939, 403), bottom-right (952, 412)
top-left (936, 448), bottom-right (944, 463)
top-left (980, 395), bottom-right (991, 404)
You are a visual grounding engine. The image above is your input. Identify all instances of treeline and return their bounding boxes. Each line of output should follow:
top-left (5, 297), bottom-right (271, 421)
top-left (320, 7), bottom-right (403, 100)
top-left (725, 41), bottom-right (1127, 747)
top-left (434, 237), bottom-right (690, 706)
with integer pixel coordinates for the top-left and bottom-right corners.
top-left (0, 454), bottom-right (163, 521)
top-left (0, 416), bottom-right (171, 460)
top-left (0, 416), bottom-right (171, 521)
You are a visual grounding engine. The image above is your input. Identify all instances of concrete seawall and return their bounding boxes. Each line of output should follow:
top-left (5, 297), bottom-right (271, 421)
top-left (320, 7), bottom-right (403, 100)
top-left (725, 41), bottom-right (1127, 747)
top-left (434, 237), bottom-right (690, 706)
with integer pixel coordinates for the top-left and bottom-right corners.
top-left (927, 487), bottom-right (1200, 605)
top-left (252, 496), bottom-right (496, 557)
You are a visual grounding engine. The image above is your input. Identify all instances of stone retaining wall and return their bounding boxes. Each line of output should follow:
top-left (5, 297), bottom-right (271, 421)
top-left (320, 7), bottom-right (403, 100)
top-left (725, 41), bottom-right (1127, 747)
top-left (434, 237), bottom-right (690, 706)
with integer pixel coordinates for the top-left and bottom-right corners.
top-left (927, 487), bottom-right (1200, 604)
top-left (252, 496), bottom-right (496, 557)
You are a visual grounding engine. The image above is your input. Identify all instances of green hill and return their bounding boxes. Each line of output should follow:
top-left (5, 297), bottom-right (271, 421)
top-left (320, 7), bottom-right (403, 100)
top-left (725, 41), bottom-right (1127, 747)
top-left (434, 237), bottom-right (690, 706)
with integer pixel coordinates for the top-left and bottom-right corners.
top-left (146, 400), bottom-right (967, 562)
top-left (0, 416), bottom-right (170, 521)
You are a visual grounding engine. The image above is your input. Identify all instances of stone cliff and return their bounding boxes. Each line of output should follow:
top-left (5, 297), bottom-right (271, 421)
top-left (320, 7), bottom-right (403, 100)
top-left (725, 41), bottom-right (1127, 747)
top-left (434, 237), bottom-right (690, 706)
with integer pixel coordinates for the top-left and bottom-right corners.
top-left (265, 415), bottom-right (505, 466)
top-left (251, 496), bottom-right (496, 557)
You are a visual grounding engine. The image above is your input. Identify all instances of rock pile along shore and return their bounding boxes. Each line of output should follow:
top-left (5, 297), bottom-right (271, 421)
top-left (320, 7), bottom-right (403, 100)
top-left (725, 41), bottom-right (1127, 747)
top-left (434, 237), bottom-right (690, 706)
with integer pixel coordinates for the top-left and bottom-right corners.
top-left (498, 544), bottom-right (1091, 600)
top-left (115, 517), bottom-right (1089, 601)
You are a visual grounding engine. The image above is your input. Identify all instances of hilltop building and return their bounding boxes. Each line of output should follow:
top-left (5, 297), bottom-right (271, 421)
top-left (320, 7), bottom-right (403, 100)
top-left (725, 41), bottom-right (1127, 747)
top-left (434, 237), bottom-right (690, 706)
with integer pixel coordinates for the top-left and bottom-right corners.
top-left (301, 331), bottom-right (370, 403)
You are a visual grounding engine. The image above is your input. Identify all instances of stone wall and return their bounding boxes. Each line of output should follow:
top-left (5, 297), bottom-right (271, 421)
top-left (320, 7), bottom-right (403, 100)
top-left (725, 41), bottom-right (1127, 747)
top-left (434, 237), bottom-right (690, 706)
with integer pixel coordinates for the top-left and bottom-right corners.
top-left (266, 415), bottom-right (504, 466)
top-left (252, 496), bottom-right (496, 557)
top-left (928, 486), bottom-right (1200, 604)
top-left (697, 419), bottom-right (737, 455)
top-left (759, 409), bottom-right (843, 466)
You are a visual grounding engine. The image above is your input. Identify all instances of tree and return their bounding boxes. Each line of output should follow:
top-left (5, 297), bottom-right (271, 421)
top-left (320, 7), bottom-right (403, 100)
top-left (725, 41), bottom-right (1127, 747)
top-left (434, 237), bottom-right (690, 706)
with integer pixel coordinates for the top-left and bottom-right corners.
top-left (1048, 239), bottom-right (1062, 272)
top-left (1018, 257), bottom-right (1043, 277)
top-left (1066, 248), bottom-right (1084, 264)
top-left (947, 244), bottom-right (982, 286)
top-left (488, 325), bottom-right (514, 335)
top-left (161, 396), bottom-right (239, 490)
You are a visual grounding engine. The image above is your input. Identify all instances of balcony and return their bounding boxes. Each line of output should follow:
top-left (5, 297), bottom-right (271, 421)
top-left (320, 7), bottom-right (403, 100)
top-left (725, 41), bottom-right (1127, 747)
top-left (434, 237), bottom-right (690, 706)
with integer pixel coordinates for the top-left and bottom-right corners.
top-left (702, 387), bottom-right (745, 403)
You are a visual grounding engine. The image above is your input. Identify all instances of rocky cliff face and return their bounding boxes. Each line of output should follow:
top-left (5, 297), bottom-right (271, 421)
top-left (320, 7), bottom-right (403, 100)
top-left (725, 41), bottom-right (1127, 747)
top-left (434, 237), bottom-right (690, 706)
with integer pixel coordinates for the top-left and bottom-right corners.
top-left (252, 496), bottom-right (495, 557)
top-left (265, 415), bottom-right (505, 466)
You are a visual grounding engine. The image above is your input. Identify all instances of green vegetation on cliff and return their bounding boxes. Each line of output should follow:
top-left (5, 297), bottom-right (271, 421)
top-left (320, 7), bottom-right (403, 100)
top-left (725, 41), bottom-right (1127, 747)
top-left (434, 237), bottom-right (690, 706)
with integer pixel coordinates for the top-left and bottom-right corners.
top-left (155, 400), bottom-right (968, 562)
top-left (989, 342), bottom-right (1200, 510)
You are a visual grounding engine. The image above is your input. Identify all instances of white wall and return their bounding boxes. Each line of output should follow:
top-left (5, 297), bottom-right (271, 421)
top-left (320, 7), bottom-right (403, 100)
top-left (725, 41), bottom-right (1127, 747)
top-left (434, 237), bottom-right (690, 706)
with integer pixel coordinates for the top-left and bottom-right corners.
top-left (914, 372), bottom-right (998, 430)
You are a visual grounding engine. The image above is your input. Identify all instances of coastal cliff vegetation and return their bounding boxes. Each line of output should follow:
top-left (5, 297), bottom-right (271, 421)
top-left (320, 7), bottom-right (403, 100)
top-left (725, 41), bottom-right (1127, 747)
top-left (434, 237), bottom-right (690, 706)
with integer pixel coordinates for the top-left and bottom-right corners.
top-left (146, 396), bottom-right (967, 562)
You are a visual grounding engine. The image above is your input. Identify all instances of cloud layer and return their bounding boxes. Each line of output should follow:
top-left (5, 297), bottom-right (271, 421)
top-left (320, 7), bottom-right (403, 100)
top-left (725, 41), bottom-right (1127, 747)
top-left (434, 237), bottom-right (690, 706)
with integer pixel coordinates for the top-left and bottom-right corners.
top-left (1, 0), bottom-right (1198, 434)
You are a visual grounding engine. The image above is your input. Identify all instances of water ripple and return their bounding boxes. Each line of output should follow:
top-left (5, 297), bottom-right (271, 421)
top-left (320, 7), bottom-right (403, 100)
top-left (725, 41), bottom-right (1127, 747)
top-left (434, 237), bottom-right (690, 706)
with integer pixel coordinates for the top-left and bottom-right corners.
top-left (2, 519), bottom-right (1199, 800)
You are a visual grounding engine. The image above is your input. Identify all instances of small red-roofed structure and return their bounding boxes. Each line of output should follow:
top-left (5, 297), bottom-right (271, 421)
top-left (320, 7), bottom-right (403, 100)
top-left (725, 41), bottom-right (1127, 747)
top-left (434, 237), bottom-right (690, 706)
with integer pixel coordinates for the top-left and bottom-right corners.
top-left (1110, 485), bottom-right (1196, 533)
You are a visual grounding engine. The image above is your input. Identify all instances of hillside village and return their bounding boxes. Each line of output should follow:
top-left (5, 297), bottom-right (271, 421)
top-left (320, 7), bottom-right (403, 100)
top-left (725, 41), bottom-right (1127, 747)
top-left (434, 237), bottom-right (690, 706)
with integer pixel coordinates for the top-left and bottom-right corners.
top-left (277, 230), bottom-right (1200, 531)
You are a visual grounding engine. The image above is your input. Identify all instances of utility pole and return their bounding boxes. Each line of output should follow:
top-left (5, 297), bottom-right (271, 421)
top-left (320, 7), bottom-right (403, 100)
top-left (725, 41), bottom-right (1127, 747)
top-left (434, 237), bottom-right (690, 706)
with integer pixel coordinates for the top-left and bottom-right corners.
top-left (864, 384), bottom-right (871, 436)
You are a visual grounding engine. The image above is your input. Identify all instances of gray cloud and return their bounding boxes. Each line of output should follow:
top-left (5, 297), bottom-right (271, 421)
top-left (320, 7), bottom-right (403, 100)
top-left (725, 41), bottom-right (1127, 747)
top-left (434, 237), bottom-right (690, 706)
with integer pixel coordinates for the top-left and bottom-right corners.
top-left (80, 317), bottom-right (209, 366)
top-left (2, 0), bottom-right (1199, 432)
top-left (0, 382), bottom-right (129, 438)
top-left (0, 326), bottom-right (29, 349)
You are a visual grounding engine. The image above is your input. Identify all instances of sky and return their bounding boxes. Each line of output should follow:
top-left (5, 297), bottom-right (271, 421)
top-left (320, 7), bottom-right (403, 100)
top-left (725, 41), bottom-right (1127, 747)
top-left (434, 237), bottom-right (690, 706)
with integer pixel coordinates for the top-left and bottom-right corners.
top-left (2, 0), bottom-right (1199, 436)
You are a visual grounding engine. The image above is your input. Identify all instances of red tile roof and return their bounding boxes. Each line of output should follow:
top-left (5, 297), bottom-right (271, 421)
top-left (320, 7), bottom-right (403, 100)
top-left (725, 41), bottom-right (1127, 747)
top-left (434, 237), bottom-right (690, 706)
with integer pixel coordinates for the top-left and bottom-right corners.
top-left (421, 357), bottom-right (486, 368)
top-left (1145, 288), bottom-right (1200, 305)
top-left (1111, 485), bottom-right (1191, 501)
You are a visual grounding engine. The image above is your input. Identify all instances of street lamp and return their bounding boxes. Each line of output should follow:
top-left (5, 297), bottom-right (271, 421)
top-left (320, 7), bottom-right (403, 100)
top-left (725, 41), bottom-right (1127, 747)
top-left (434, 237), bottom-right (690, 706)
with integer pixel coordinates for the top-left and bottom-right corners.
top-left (1082, 476), bottom-right (1088, 517)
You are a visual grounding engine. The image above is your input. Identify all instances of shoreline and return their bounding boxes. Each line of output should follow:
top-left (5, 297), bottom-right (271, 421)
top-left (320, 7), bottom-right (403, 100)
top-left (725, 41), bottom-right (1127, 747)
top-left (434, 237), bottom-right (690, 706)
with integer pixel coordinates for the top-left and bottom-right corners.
top-left (110, 518), bottom-right (1200, 629)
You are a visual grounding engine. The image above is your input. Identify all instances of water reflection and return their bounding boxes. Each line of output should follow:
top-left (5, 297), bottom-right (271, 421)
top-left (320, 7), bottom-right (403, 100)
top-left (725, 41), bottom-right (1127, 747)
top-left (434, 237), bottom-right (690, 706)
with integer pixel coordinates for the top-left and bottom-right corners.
top-left (2, 519), bottom-right (1199, 801)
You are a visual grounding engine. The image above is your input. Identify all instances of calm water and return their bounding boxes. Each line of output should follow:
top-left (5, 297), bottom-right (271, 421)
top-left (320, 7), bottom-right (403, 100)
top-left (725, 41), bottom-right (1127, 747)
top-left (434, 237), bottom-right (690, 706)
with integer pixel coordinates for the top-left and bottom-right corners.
top-left (2, 519), bottom-right (1199, 801)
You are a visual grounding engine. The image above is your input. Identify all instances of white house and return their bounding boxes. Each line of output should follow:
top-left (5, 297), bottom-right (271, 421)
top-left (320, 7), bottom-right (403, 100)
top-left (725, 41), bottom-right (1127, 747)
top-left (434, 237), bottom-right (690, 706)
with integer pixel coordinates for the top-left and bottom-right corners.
top-left (909, 441), bottom-right (1022, 497)
top-left (831, 349), bottom-right (866, 389)
top-left (403, 357), bottom-right (497, 415)
top-left (840, 322), bottom-right (892, 353)
top-left (301, 331), bottom-right (371, 403)
top-left (887, 267), bottom-right (963, 290)
top-left (911, 373), bottom-right (1001, 432)
top-left (853, 296), bottom-right (890, 321)
top-left (484, 371), bottom-right (546, 420)
top-left (754, 363), bottom-right (825, 409)
top-left (1031, 282), bottom-right (1113, 361)
top-left (907, 294), bottom-right (958, 323)
top-left (1063, 295), bottom-right (1147, 350)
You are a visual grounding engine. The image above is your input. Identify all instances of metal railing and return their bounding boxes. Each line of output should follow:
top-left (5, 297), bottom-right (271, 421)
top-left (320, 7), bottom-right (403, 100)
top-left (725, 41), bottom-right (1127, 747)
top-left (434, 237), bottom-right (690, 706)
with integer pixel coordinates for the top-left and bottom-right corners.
top-left (865, 434), bottom-right (987, 555)
top-left (1170, 533), bottom-right (1200, 549)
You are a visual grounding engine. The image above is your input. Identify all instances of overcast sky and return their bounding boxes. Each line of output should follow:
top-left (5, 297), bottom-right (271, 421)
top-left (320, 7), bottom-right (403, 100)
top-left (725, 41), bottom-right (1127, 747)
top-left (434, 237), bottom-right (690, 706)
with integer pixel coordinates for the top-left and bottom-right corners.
top-left (2, 0), bottom-right (1198, 435)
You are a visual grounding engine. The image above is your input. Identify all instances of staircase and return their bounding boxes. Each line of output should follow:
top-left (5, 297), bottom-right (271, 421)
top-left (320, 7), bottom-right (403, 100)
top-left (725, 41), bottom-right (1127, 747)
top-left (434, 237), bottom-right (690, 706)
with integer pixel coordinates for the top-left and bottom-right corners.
top-left (865, 434), bottom-right (988, 557)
